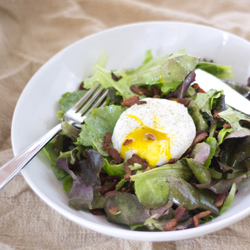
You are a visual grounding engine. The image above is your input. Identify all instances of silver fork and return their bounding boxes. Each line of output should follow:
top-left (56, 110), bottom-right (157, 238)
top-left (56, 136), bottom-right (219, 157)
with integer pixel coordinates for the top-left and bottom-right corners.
top-left (0, 83), bottom-right (108, 190)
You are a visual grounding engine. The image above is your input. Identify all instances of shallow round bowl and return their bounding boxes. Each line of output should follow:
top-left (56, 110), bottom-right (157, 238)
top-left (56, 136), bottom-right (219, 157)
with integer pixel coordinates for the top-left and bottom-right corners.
top-left (11, 21), bottom-right (250, 241)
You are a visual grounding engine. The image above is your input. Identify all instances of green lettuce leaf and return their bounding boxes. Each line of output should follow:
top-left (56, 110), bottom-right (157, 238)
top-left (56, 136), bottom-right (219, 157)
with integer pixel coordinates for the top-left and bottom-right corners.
top-left (102, 158), bottom-right (126, 179)
top-left (167, 176), bottom-right (200, 210)
top-left (59, 90), bottom-right (88, 113)
top-left (219, 107), bottom-right (250, 130)
top-left (188, 100), bottom-right (209, 131)
top-left (134, 175), bottom-right (169, 209)
top-left (42, 140), bottom-right (68, 180)
top-left (183, 158), bottom-right (211, 184)
top-left (194, 89), bottom-right (223, 117)
top-left (204, 137), bottom-right (218, 167)
top-left (196, 62), bottom-right (234, 79)
top-left (77, 105), bottom-right (126, 156)
top-left (83, 50), bottom-right (199, 98)
top-left (63, 175), bottom-right (73, 192)
top-left (131, 161), bottom-right (193, 209)
top-left (219, 183), bottom-right (237, 215)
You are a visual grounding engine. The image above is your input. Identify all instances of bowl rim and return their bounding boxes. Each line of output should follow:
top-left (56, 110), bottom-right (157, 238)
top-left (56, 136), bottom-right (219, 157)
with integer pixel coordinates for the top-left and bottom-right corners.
top-left (11, 21), bottom-right (250, 241)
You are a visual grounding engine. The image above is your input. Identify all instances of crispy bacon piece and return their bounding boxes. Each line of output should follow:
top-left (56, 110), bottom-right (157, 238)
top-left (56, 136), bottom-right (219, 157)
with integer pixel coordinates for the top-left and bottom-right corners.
top-left (196, 210), bottom-right (211, 219)
top-left (109, 205), bottom-right (119, 215)
top-left (192, 83), bottom-right (206, 93)
top-left (130, 85), bottom-right (143, 95)
top-left (193, 215), bottom-right (199, 227)
top-left (78, 82), bottom-right (86, 90)
top-left (174, 206), bottom-right (186, 221)
top-left (90, 209), bottom-right (105, 216)
top-left (167, 159), bottom-right (177, 164)
top-left (193, 210), bottom-right (211, 227)
top-left (144, 166), bottom-right (153, 171)
top-left (100, 179), bottom-right (119, 195)
top-left (108, 148), bottom-right (123, 163)
top-left (123, 139), bottom-right (134, 146)
top-left (151, 85), bottom-right (161, 96)
top-left (213, 110), bottom-right (222, 119)
top-left (121, 96), bottom-right (139, 107)
top-left (127, 154), bottom-right (148, 169)
top-left (153, 95), bottom-right (160, 98)
top-left (163, 218), bottom-right (177, 231)
top-left (111, 71), bottom-right (122, 81)
top-left (103, 132), bottom-right (112, 151)
top-left (169, 98), bottom-right (190, 107)
top-left (182, 131), bottom-right (209, 157)
top-left (124, 163), bottom-right (132, 181)
top-left (214, 193), bottom-right (227, 207)
top-left (139, 86), bottom-right (154, 97)
top-left (121, 181), bottom-right (134, 193)
top-left (145, 133), bottom-right (156, 141)
top-left (192, 131), bottom-right (209, 146)
top-left (223, 123), bottom-right (231, 129)
top-left (137, 100), bottom-right (147, 105)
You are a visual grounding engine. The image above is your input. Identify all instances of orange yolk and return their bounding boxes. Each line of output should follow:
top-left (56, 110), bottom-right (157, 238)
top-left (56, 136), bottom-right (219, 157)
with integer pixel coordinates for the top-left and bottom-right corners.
top-left (120, 115), bottom-right (172, 167)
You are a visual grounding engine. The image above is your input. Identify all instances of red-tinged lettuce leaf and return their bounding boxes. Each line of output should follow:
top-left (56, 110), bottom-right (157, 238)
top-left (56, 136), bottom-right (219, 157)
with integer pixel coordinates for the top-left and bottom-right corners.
top-left (149, 201), bottom-right (173, 219)
top-left (104, 193), bottom-right (151, 225)
top-left (167, 176), bottom-right (200, 210)
top-left (220, 136), bottom-right (250, 170)
top-left (69, 179), bottom-right (94, 210)
top-left (198, 189), bottom-right (219, 215)
top-left (190, 142), bottom-right (210, 165)
top-left (77, 149), bottom-right (105, 188)
top-left (225, 128), bottom-right (250, 140)
top-left (131, 162), bottom-right (193, 209)
top-left (56, 157), bottom-right (77, 180)
top-left (168, 70), bottom-right (196, 98)
top-left (183, 158), bottom-right (211, 184)
top-left (58, 149), bottom-right (105, 210)
top-left (196, 176), bottom-right (244, 194)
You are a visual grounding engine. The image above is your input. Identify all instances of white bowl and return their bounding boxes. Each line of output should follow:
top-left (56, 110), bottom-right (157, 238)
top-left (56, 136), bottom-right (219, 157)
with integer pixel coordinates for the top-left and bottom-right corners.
top-left (11, 21), bottom-right (250, 241)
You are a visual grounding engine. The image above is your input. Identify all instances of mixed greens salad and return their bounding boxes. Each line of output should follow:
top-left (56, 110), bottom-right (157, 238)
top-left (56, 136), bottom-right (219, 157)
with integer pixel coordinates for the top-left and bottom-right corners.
top-left (43, 49), bottom-right (250, 231)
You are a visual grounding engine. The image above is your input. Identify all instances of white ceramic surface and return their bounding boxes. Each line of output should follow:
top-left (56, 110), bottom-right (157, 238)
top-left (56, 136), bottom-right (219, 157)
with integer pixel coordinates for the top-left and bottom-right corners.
top-left (11, 22), bottom-right (250, 241)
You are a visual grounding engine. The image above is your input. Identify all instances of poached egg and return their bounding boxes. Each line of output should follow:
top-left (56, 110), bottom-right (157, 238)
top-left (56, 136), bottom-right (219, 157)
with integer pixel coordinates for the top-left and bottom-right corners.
top-left (112, 98), bottom-right (196, 167)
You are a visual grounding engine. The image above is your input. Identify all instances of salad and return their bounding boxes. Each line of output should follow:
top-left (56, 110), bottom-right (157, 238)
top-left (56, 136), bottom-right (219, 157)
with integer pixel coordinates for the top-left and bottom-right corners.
top-left (43, 49), bottom-right (250, 231)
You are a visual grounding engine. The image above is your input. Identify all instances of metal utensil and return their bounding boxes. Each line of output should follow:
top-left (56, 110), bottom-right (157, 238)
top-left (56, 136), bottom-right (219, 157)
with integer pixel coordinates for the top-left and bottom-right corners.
top-left (0, 83), bottom-right (108, 190)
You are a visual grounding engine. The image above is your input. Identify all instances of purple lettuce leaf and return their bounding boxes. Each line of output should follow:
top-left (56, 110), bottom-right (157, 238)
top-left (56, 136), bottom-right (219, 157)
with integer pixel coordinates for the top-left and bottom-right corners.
top-left (58, 149), bottom-right (105, 210)
top-left (104, 192), bottom-right (151, 225)
top-left (196, 176), bottom-right (244, 194)
top-left (220, 136), bottom-right (250, 170)
top-left (190, 142), bottom-right (210, 165)
top-left (168, 70), bottom-right (196, 98)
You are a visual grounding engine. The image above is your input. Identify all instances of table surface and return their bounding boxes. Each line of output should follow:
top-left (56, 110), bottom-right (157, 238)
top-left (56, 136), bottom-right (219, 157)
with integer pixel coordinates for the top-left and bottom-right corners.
top-left (1, 0), bottom-right (250, 249)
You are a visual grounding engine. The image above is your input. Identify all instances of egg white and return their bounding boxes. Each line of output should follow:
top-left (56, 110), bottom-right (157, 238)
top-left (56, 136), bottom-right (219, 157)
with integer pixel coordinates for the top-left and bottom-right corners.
top-left (112, 98), bottom-right (196, 166)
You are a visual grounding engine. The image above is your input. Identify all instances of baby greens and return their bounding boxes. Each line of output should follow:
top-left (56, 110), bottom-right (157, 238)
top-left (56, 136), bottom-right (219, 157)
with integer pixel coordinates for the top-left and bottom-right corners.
top-left (43, 50), bottom-right (250, 232)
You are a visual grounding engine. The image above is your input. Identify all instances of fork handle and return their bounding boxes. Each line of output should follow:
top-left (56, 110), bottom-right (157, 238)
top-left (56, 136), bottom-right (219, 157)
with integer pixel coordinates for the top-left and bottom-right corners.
top-left (0, 123), bottom-right (62, 190)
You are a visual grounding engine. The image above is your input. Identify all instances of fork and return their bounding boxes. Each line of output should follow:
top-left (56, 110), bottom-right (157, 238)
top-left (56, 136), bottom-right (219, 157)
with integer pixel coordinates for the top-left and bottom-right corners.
top-left (0, 83), bottom-right (108, 190)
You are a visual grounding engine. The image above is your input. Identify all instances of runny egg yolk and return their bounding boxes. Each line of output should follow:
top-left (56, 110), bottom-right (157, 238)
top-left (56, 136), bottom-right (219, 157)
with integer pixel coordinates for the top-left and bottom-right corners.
top-left (120, 115), bottom-right (173, 167)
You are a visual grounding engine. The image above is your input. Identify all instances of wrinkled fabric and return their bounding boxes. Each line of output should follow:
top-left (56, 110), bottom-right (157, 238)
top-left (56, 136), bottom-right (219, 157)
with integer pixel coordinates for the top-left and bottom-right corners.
top-left (1, 0), bottom-right (250, 249)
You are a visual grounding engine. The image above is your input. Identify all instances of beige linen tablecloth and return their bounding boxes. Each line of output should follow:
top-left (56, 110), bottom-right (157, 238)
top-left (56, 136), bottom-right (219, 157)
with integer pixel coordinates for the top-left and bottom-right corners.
top-left (1, 1), bottom-right (250, 249)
